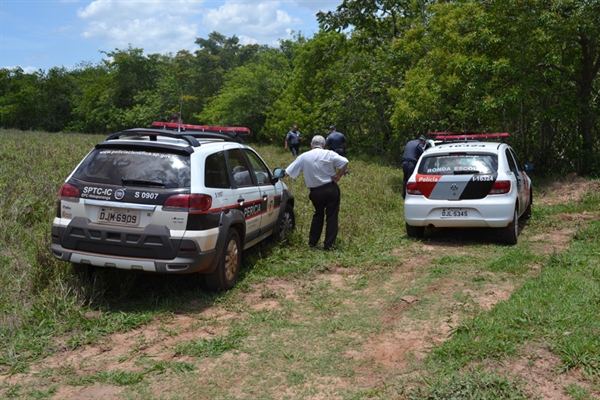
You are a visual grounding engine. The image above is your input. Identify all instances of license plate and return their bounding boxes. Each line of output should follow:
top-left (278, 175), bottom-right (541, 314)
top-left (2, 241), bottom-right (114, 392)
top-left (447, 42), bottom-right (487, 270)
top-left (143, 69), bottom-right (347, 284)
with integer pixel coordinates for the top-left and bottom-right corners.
top-left (441, 208), bottom-right (468, 218)
top-left (98, 208), bottom-right (140, 226)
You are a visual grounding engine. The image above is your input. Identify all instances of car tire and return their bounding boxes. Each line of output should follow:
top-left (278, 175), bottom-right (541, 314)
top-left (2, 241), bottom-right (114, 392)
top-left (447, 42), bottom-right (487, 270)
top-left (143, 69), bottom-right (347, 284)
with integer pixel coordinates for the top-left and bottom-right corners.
top-left (522, 190), bottom-right (532, 220)
top-left (206, 229), bottom-right (241, 291)
top-left (406, 223), bottom-right (425, 239)
top-left (501, 207), bottom-right (519, 245)
top-left (276, 204), bottom-right (295, 241)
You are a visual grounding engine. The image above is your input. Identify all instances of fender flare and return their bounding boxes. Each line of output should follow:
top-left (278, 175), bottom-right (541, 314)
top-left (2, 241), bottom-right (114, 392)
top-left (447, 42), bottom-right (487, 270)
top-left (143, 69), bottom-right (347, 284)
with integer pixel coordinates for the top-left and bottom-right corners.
top-left (203, 209), bottom-right (246, 275)
top-left (273, 189), bottom-right (294, 237)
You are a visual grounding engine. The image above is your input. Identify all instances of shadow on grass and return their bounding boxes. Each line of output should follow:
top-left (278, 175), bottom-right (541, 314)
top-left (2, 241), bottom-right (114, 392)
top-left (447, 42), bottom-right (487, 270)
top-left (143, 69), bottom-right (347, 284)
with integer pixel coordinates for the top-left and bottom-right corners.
top-left (72, 235), bottom-right (286, 313)
top-left (412, 219), bottom-right (531, 247)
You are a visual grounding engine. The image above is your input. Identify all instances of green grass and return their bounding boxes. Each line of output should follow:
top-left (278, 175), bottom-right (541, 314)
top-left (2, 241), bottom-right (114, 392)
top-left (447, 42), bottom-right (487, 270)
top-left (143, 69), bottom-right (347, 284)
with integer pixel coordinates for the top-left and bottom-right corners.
top-left (1, 129), bottom-right (600, 398)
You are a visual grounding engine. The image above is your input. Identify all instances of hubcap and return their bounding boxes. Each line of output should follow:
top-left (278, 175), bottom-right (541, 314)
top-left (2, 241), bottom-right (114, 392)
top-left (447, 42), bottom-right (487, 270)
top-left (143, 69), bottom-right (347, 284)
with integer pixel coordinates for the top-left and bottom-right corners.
top-left (279, 212), bottom-right (293, 239)
top-left (224, 239), bottom-right (239, 281)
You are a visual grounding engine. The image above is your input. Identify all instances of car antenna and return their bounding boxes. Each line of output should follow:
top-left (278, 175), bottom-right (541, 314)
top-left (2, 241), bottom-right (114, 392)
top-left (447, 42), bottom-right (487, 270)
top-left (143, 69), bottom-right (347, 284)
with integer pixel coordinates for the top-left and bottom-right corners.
top-left (178, 95), bottom-right (183, 133)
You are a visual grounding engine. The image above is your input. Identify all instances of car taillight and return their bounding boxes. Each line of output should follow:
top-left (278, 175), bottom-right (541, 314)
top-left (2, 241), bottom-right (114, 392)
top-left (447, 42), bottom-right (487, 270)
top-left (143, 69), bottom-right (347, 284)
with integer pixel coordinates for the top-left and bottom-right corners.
top-left (489, 180), bottom-right (511, 195)
top-left (58, 183), bottom-right (80, 202)
top-left (163, 194), bottom-right (212, 213)
top-left (406, 182), bottom-right (422, 195)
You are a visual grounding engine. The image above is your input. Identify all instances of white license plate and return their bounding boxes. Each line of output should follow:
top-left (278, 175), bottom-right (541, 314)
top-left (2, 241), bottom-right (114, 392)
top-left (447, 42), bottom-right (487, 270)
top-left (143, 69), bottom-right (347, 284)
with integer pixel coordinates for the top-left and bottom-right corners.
top-left (441, 208), bottom-right (468, 218)
top-left (98, 208), bottom-right (140, 226)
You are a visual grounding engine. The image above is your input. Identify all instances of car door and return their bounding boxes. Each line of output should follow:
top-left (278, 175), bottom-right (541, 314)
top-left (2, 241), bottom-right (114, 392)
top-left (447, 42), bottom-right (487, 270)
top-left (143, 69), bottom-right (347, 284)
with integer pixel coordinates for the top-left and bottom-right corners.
top-left (505, 148), bottom-right (527, 216)
top-left (243, 149), bottom-right (278, 235)
top-left (226, 148), bottom-right (262, 243)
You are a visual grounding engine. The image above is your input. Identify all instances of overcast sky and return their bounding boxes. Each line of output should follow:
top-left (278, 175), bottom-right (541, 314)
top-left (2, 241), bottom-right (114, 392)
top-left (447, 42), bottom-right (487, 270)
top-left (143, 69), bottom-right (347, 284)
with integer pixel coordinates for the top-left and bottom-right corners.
top-left (1, 0), bottom-right (341, 73)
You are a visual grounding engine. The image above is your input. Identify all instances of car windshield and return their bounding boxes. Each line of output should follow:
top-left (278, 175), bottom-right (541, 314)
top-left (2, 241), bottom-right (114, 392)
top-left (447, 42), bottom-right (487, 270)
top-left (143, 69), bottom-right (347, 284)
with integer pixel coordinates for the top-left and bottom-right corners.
top-left (72, 149), bottom-right (191, 188)
top-left (418, 154), bottom-right (498, 175)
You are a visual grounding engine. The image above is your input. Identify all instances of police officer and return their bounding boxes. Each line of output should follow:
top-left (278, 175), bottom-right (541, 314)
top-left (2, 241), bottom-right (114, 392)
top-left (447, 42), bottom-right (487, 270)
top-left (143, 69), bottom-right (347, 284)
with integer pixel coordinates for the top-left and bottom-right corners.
top-left (285, 125), bottom-right (302, 156)
top-left (401, 136), bottom-right (426, 199)
top-left (325, 125), bottom-right (346, 156)
top-left (285, 135), bottom-right (348, 251)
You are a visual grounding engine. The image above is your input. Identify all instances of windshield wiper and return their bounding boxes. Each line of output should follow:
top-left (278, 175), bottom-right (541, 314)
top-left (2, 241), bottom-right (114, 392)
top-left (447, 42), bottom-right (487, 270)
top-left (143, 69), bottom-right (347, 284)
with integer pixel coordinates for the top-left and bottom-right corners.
top-left (452, 170), bottom-right (480, 175)
top-left (121, 177), bottom-right (165, 186)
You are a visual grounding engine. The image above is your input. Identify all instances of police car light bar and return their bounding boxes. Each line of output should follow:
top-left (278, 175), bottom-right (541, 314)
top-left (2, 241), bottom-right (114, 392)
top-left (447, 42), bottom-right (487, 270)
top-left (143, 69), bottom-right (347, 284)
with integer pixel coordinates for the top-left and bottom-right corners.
top-left (151, 122), bottom-right (251, 135)
top-left (430, 132), bottom-right (510, 141)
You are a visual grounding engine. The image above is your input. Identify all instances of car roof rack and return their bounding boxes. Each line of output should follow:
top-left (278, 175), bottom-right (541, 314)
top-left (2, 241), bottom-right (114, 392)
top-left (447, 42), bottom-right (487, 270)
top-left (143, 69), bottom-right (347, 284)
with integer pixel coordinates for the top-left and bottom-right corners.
top-left (430, 132), bottom-right (510, 142)
top-left (104, 126), bottom-right (247, 146)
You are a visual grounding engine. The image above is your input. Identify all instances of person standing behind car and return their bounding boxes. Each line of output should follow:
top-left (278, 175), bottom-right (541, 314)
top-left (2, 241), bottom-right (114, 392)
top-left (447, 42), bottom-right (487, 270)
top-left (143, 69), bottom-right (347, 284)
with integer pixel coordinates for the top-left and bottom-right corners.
top-left (326, 124), bottom-right (349, 175)
top-left (325, 125), bottom-right (347, 156)
top-left (284, 135), bottom-right (348, 251)
top-left (169, 112), bottom-right (183, 124)
top-left (401, 135), bottom-right (426, 199)
top-left (285, 125), bottom-right (302, 156)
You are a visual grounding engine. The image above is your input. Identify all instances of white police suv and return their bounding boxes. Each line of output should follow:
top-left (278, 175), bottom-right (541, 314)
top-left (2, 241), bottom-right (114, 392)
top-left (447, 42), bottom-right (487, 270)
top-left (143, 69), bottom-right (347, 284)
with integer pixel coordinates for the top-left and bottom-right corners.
top-left (51, 122), bottom-right (295, 290)
top-left (404, 132), bottom-right (533, 244)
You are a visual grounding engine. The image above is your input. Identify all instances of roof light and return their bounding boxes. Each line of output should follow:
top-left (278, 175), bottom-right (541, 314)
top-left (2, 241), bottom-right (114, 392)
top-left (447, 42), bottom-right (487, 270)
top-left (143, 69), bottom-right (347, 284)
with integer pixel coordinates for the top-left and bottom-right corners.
top-left (430, 132), bottom-right (510, 141)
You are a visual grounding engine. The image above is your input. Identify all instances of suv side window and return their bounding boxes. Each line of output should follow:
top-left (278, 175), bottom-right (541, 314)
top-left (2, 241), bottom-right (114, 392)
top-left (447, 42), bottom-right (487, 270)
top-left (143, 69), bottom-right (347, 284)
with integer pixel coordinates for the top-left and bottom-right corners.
top-left (205, 151), bottom-right (231, 189)
top-left (227, 149), bottom-right (254, 187)
top-left (505, 148), bottom-right (518, 174)
top-left (243, 149), bottom-right (272, 185)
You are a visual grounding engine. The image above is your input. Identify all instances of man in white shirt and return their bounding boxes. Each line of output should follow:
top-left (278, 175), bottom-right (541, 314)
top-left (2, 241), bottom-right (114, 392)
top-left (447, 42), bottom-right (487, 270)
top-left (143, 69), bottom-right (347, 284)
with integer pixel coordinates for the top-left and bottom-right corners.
top-left (285, 135), bottom-right (348, 251)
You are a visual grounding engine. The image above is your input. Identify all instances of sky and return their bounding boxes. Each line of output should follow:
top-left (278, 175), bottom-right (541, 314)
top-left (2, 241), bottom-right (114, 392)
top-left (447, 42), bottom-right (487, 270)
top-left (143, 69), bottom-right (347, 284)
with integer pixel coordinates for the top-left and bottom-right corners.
top-left (1, 0), bottom-right (341, 73)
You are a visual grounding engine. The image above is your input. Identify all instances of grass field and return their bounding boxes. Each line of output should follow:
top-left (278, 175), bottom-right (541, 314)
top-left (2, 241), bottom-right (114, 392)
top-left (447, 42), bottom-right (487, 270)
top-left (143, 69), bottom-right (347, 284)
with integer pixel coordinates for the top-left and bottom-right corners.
top-left (1, 129), bottom-right (599, 399)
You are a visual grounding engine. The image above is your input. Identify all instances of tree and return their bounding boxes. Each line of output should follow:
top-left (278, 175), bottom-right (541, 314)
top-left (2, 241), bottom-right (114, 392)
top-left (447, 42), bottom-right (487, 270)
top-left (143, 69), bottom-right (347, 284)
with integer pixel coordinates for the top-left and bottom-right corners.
top-left (200, 49), bottom-right (289, 137)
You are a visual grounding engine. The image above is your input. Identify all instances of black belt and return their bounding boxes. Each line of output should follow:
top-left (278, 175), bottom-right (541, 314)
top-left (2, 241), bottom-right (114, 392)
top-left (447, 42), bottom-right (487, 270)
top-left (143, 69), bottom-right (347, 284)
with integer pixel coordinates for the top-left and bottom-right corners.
top-left (310, 181), bottom-right (335, 191)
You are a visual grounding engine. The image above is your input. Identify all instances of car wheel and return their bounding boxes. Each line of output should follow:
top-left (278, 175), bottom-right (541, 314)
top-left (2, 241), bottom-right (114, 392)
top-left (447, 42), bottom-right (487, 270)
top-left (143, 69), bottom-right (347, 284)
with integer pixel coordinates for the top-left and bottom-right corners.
top-left (206, 229), bottom-right (241, 291)
top-left (406, 223), bottom-right (425, 239)
top-left (522, 190), bottom-right (532, 220)
top-left (277, 204), bottom-right (295, 241)
top-left (501, 207), bottom-right (519, 245)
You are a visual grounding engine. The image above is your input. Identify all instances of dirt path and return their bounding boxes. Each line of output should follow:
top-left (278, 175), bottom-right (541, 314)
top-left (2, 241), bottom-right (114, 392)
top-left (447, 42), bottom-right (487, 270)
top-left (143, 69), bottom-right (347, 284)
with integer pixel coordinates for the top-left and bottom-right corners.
top-left (3, 179), bottom-right (599, 399)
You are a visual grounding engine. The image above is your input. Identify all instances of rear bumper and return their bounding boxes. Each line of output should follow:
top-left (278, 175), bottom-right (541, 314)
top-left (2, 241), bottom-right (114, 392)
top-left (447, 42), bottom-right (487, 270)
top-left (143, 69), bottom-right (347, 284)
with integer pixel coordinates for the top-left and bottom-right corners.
top-left (51, 241), bottom-right (217, 273)
top-left (51, 220), bottom-right (219, 274)
top-left (404, 195), bottom-right (515, 228)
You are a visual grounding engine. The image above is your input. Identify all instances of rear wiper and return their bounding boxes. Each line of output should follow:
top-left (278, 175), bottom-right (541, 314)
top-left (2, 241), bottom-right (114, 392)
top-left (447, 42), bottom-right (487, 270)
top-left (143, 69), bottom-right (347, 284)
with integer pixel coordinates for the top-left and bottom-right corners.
top-left (453, 170), bottom-right (480, 175)
top-left (121, 177), bottom-right (165, 186)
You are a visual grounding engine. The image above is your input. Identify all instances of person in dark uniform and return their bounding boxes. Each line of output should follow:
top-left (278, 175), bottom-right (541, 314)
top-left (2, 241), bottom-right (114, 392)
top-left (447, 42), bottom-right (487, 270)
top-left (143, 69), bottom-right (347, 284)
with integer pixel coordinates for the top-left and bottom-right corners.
top-left (326, 125), bottom-right (349, 175)
top-left (285, 135), bottom-right (349, 251)
top-left (401, 135), bottom-right (426, 199)
top-left (325, 125), bottom-right (347, 156)
top-left (284, 125), bottom-right (302, 156)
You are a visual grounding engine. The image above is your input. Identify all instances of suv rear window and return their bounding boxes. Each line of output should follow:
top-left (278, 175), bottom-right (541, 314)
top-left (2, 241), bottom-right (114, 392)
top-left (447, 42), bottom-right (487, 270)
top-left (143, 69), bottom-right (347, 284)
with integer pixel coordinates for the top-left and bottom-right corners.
top-left (418, 154), bottom-right (498, 175)
top-left (72, 149), bottom-right (191, 188)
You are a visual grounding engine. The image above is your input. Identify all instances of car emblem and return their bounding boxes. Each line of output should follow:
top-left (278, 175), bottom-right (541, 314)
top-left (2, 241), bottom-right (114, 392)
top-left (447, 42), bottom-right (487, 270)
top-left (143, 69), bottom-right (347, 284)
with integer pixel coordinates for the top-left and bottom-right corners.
top-left (114, 189), bottom-right (126, 200)
top-left (450, 183), bottom-right (459, 193)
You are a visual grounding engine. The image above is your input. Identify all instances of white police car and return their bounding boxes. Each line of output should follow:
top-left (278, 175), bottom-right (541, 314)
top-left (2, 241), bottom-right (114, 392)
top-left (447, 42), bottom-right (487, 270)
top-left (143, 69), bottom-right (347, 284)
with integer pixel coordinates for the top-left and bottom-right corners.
top-left (404, 132), bottom-right (533, 244)
top-left (51, 122), bottom-right (295, 290)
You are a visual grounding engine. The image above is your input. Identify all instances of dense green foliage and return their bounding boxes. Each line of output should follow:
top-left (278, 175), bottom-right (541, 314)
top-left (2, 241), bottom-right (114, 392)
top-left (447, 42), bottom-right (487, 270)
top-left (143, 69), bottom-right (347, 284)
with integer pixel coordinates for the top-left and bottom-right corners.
top-left (2, 0), bottom-right (599, 174)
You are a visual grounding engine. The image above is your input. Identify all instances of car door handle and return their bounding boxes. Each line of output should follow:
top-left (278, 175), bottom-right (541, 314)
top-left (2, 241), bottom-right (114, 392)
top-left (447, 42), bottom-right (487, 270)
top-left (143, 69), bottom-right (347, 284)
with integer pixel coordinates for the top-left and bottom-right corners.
top-left (237, 197), bottom-right (245, 204)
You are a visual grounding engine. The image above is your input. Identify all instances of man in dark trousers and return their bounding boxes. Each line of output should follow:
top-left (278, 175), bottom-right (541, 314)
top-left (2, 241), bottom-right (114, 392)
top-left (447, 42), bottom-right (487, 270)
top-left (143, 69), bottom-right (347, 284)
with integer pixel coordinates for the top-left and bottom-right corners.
top-left (284, 125), bottom-right (302, 156)
top-left (401, 136), bottom-right (426, 199)
top-left (285, 135), bottom-right (349, 251)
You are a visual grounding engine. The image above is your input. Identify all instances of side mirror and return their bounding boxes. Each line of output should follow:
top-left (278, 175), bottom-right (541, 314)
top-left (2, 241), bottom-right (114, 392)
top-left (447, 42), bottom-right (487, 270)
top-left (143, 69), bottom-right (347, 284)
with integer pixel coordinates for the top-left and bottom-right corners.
top-left (272, 168), bottom-right (286, 183)
top-left (524, 163), bottom-right (534, 172)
